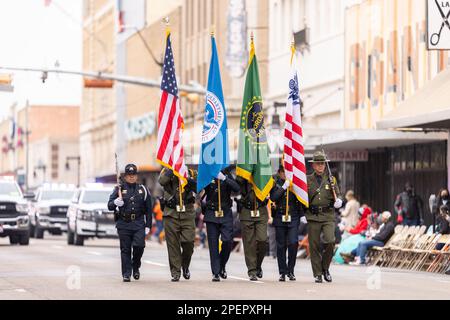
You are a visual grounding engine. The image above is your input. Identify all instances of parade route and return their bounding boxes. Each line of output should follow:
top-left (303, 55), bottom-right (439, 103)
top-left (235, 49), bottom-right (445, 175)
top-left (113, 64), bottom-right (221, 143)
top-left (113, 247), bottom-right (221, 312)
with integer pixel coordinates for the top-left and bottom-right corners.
top-left (0, 236), bottom-right (449, 300)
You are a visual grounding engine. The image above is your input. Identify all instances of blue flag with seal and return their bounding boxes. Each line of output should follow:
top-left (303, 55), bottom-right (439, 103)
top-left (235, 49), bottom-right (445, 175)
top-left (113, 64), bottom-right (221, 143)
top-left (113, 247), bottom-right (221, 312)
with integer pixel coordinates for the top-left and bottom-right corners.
top-left (197, 35), bottom-right (230, 193)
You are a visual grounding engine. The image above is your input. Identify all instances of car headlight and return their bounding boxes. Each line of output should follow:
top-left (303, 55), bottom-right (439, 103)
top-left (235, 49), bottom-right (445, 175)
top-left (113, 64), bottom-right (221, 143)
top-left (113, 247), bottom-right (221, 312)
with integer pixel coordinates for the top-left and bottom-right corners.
top-left (38, 207), bottom-right (50, 215)
top-left (16, 203), bottom-right (29, 214)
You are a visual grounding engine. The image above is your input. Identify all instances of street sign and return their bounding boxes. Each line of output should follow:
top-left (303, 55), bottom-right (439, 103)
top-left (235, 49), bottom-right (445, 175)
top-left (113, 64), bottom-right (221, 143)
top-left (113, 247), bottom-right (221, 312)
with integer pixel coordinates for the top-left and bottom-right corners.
top-left (327, 150), bottom-right (369, 162)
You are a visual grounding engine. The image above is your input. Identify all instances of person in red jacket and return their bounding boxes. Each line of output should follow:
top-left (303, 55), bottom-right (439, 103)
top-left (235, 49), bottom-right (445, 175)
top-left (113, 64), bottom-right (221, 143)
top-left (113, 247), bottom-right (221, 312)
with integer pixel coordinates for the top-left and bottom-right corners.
top-left (346, 206), bottom-right (371, 235)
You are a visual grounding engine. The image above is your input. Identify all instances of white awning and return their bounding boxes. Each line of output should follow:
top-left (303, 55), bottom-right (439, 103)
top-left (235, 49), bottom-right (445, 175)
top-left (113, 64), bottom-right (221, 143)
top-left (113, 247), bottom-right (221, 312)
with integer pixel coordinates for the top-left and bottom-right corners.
top-left (377, 68), bottom-right (450, 129)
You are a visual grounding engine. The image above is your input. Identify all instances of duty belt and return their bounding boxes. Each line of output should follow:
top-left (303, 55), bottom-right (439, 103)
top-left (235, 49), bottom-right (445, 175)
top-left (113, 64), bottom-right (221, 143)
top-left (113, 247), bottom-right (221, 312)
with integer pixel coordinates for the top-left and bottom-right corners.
top-left (120, 212), bottom-right (141, 222)
top-left (310, 205), bottom-right (332, 214)
top-left (241, 200), bottom-right (267, 210)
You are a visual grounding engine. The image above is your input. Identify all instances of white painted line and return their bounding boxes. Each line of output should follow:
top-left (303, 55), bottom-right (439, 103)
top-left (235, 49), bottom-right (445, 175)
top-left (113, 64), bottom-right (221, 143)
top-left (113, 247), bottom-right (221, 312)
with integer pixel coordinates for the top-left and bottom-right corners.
top-left (86, 251), bottom-right (102, 256)
top-left (228, 275), bottom-right (265, 284)
top-left (14, 289), bottom-right (27, 293)
top-left (144, 260), bottom-right (167, 267)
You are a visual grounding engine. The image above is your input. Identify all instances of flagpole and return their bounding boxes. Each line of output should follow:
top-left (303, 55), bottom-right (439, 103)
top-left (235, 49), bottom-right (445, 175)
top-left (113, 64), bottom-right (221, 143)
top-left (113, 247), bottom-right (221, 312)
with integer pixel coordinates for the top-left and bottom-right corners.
top-left (285, 182), bottom-right (290, 219)
top-left (218, 179), bottom-right (222, 214)
top-left (179, 177), bottom-right (184, 210)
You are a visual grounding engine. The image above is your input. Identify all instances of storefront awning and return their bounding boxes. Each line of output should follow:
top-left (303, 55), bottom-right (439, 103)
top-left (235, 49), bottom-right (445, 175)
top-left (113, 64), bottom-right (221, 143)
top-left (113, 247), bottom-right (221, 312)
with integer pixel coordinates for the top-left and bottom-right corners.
top-left (313, 129), bottom-right (447, 150)
top-left (377, 68), bottom-right (450, 130)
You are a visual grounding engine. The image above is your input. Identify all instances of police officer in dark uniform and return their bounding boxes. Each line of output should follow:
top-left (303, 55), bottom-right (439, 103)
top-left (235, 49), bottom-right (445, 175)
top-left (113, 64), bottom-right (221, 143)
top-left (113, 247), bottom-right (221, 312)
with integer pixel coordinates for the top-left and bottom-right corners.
top-left (158, 167), bottom-right (197, 282)
top-left (236, 176), bottom-right (270, 281)
top-left (200, 167), bottom-right (240, 282)
top-left (270, 165), bottom-right (306, 281)
top-left (108, 164), bottom-right (153, 282)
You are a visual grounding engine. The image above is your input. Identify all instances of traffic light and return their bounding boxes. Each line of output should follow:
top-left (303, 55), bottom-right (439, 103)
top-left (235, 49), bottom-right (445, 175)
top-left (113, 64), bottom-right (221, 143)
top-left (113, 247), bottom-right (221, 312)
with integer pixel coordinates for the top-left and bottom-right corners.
top-left (179, 91), bottom-right (201, 104)
top-left (83, 78), bottom-right (114, 88)
top-left (0, 74), bottom-right (14, 92)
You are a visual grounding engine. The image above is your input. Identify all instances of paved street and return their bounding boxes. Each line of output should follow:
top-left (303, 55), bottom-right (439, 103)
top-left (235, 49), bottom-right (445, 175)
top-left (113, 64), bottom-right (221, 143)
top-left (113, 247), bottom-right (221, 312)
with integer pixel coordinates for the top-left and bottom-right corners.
top-left (0, 235), bottom-right (449, 300)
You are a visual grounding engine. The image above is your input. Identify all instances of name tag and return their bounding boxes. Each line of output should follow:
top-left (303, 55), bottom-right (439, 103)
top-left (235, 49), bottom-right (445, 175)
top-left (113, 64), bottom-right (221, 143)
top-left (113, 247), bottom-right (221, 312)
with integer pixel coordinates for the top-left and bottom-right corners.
top-left (122, 190), bottom-right (128, 194)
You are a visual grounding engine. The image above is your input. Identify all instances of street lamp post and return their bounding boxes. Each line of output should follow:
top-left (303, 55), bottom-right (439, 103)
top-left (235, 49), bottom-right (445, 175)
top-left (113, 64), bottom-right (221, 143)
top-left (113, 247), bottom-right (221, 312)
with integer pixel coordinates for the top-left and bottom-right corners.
top-left (65, 156), bottom-right (81, 187)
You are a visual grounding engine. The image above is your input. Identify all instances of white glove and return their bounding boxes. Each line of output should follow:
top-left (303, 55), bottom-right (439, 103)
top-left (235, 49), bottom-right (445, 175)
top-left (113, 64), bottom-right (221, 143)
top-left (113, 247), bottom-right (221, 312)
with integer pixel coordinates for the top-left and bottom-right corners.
top-left (282, 180), bottom-right (290, 190)
top-left (114, 198), bottom-right (124, 207)
top-left (145, 227), bottom-right (150, 235)
top-left (217, 172), bottom-right (226, 181)
top-left (334, 198), bottom-right (343, 209)
top-left (300, 216), bottom-right (307, 224)
top-left (268, 217), bottom-right (273, 225)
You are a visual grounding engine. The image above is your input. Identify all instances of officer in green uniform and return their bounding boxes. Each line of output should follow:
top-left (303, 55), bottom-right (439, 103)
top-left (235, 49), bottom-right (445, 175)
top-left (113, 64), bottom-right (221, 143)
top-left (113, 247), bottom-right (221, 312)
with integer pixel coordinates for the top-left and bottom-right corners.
top-left (158, 167), bottom-right (197, 282)
top-left (236, 176), bottom-right (269, 281)
top-left (306, 151), bottom-right (342, 283)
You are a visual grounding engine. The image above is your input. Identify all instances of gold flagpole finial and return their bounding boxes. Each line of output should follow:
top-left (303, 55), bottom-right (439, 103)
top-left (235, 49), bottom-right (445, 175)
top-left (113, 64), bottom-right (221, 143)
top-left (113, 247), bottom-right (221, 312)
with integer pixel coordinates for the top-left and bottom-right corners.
top-left (164, 17), bottom-right (170, 36)
top-left (210, 25), bottom-right (215, 37)
top-left (290, 38), bottom-right (296, 65)
top-left (250, 31), bottom-right (254, 42)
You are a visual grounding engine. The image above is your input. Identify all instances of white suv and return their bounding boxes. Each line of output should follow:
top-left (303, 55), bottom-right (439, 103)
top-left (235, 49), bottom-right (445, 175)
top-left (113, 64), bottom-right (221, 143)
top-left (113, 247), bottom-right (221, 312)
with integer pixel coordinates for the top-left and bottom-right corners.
top-left (66, 183), bottom-right (117, 246)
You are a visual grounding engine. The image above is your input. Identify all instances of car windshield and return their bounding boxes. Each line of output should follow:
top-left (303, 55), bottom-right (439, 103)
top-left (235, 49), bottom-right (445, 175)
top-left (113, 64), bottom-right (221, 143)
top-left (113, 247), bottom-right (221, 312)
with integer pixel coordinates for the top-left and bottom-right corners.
top-left (81, 190), bottom-right (111, 204)
top-left (0, 182), bottom-right (22, 197)
top-left (40, 190), bottom-right (75, 201)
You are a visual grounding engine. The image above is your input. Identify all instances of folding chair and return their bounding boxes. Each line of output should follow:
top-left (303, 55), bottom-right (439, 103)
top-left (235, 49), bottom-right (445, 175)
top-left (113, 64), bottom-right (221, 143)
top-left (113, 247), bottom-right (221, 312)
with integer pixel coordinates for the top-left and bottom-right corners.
top-left (396, 226), bottom-right (428, 269)
top-left (370, 225), bottom-right (407, 267)
top-left (426, 235), bottom-right (450, 273)
top-left (385, 226), bottom-right (419, 268)
top-left (410, 234), bottom-right (442, 272)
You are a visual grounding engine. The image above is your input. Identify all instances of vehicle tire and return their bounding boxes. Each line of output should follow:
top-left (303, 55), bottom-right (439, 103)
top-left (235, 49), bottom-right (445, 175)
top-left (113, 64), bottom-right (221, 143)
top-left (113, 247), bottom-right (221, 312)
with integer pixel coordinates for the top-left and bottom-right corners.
top-left (67, 227), bottom-right (74, 245)
top-left (9, 235), bottom-right (20, 245)
top-left (34, 226), bottom-right (44, 239)
top-left (19, 231), bottom-right (30, 245)
top-left (74, 225), bottom-right (84, 246)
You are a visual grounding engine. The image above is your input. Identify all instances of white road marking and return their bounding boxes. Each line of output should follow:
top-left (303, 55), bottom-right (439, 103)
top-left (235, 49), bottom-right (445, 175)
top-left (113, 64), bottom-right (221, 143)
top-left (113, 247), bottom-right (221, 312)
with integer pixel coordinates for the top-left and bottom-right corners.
top-left (86, 251), bottom-right (102, 256)
top-left (144, 260), bottom-right (167, 267)
top-left (14, 289), bottom-right (27, 293)
top-left (228, 275), bottom-right (265, 284)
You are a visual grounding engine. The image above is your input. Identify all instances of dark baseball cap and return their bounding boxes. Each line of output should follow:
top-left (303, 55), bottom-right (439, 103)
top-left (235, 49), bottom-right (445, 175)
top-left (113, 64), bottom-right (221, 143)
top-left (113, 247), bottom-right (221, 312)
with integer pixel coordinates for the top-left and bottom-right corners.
top-left (125, 164), bottom-right (138, 175)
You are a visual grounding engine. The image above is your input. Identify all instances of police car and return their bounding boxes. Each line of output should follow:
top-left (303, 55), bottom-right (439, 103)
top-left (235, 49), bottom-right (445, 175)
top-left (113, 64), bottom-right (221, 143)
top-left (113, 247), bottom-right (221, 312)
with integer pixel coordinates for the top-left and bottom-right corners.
top-left (29, 183), bottom-right (76, 239)
top-left (66, 183), bottom-right (117, 246)
top-left (0, 177), bottom-right (30, 245)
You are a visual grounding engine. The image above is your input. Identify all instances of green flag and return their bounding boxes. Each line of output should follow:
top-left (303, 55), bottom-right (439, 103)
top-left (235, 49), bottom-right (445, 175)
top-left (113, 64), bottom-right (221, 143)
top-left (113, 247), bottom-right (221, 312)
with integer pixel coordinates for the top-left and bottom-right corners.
top-left (236, 37), bottom-right (274, 201)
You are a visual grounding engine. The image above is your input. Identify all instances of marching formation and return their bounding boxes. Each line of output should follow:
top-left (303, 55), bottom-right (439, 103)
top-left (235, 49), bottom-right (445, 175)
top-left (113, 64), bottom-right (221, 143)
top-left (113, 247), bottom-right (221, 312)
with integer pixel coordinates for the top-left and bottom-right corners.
top-left (109, 24), bottom-right (344, 284)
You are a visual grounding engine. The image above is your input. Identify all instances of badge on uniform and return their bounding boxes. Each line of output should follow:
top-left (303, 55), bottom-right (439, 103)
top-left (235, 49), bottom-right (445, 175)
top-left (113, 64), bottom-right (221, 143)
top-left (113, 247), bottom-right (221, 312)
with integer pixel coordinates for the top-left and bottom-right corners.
top-left (138, 190), bottom-right (143, 194)
top-left (325, 184), bottom-right (330, 190)
top-left (122, 190), bottom-right (128, 194)
top-left (250, 210), bottom-right (260, 218)
top-left (282, 215), bottom-right (292, 223)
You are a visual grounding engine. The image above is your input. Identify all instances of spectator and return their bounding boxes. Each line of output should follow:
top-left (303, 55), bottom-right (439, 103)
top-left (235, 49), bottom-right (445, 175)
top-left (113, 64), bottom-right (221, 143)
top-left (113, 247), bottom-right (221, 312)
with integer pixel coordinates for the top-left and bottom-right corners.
top-left (341, 211), bottom-right (395, 265)
top-left (334, 206), bottom-right (371, 264)
top-left (394, 182), bottom-right (424, 226)
top-left (339, 190), bottom-right (360, 233)
top-left (433, 188), bottom-right (450, 231)
top-left (152, 198), bottom-right (164, 244)
top-left (435, 205), bottom-right (450, 251)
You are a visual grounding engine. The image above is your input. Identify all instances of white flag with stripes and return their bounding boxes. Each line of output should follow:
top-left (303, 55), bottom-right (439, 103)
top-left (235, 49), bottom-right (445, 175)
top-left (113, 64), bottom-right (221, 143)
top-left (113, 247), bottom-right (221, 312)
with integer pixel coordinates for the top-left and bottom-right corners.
top-left (156, 31), bottom-right (188, 188)
top-left (284, 46), bottom-right (309, 207)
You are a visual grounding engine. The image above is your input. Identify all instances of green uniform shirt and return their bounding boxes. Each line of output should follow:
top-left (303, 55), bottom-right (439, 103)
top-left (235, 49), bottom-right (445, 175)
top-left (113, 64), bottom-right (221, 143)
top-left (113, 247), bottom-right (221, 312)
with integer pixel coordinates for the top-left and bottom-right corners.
top-left (305, 172), bottom-right (341, 222)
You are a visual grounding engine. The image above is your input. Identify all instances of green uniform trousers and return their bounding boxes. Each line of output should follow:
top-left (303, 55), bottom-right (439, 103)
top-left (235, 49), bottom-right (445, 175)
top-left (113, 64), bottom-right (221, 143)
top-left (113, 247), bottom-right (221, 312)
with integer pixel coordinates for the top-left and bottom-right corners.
top-left (240, 219), bottom-right (268, 277)
top-left (163, 212), bottom-right (195, 277)
top-left (307, 220), bottom-right (336, 277)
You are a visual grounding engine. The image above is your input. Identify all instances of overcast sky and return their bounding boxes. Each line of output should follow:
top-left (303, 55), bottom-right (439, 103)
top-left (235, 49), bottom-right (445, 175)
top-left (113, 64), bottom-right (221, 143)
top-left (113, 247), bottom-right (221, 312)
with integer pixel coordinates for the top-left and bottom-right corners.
top-left (0, 0), bottom-right (82, 120)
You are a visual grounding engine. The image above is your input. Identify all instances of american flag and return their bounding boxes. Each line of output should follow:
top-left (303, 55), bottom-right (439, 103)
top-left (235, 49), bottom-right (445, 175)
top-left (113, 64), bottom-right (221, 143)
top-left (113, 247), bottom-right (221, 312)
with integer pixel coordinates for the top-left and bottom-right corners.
top-left (283, 47), bottom-right (309, 208)
top-left (156, 32), bottom-right (188, 188)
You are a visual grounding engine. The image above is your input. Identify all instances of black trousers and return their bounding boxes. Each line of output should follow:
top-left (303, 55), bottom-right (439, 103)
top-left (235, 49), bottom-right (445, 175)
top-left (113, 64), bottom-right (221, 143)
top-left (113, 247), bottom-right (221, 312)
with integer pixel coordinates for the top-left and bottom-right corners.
top-left (206, 221), bottom-right (233, 276)
top-left (275, 225), bottom-right (299, 275)
top-left (118, 228), bottom-right (145, 277)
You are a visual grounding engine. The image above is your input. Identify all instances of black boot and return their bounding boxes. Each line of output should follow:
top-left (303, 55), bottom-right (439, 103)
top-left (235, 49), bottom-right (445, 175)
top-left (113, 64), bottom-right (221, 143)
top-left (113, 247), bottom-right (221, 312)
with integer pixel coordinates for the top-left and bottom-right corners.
top-left (123, 275), bottom-right (131, 282)
top-left (279, 274), bottom-right (286, 282)
top-left (256, 268), bottom-right (263, 279)
top-left (133, 269), bottom-right (140, 280)
top-left (249, 274), bottom-right (258, 281)
top-left (212, 274), bottom-right (220, 282)
top-left (323, 270), bottom-right (332, 282)
top-left (287, 273), bottom-right (296, 281)
top-left (314, 275), bottom-right (323, 283)
top-left (182, 267), bottom-right (191, 280)
top-left (171, 274), bottom-right (180, 282)
top-left (219, 268), bottom-right (227, 279)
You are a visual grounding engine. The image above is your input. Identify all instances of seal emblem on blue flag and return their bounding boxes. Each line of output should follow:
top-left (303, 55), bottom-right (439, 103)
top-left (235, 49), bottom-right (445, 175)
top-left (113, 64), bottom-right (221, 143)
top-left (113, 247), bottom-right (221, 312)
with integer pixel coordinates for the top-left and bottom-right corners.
top-left (202, 91), bottom-right (225, 144)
